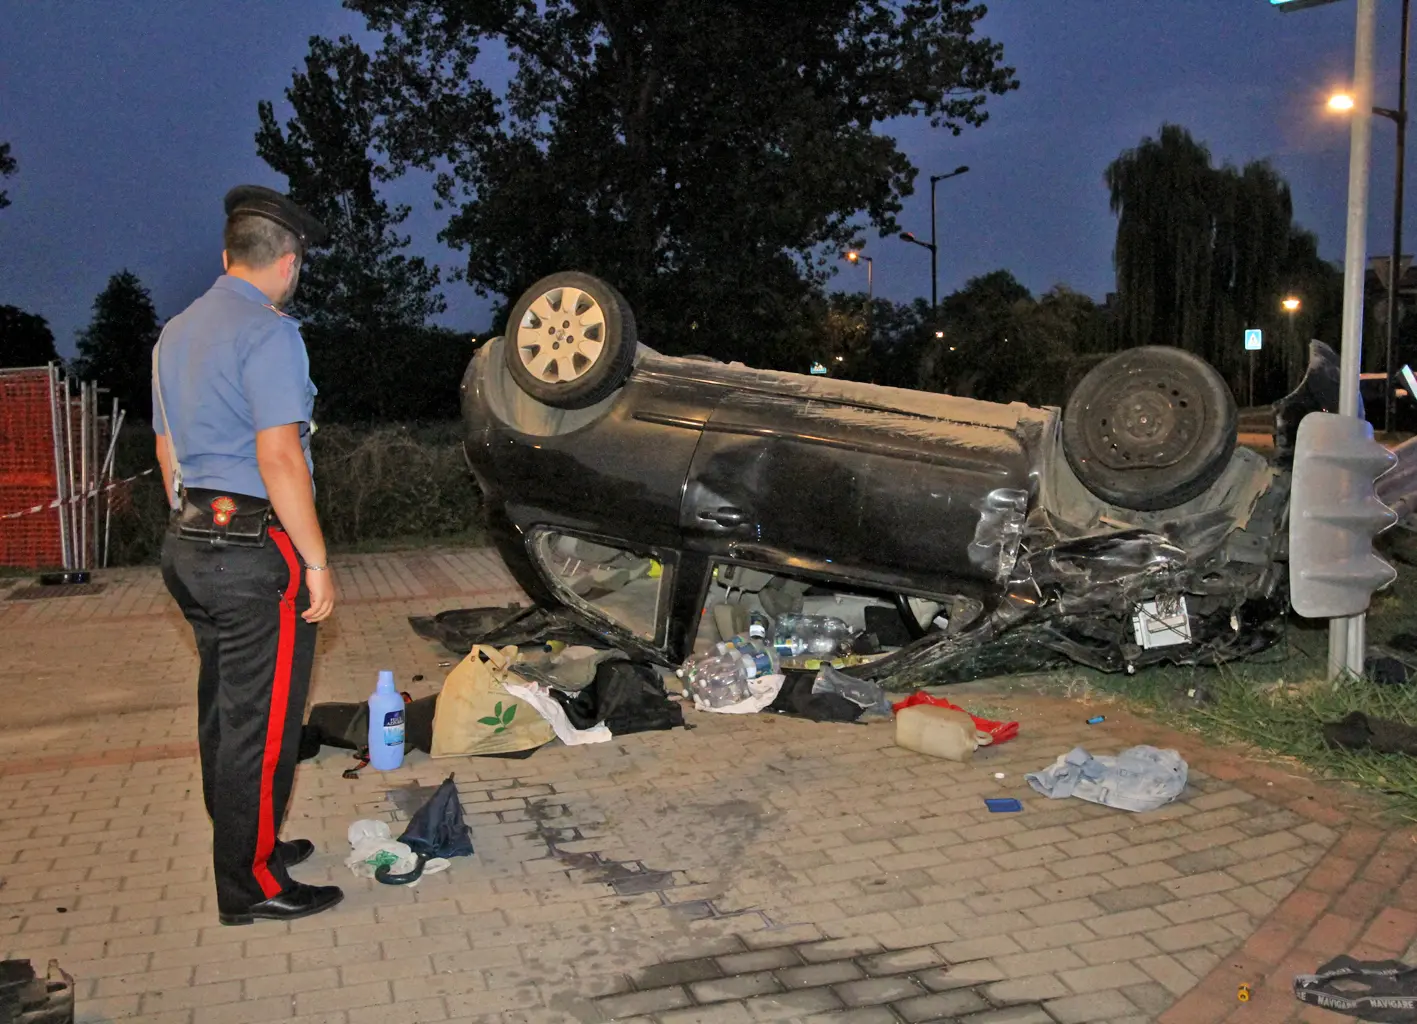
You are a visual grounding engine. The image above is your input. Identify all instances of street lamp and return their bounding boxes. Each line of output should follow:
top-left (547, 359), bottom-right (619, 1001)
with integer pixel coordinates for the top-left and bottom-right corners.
top-left (1328, 0), bottom-right (1410, 436)
top-left (845, 250), bottom-right (874, 346)
top-left (927, 165), bottom-right (970, 313)
top-left (1281, 297), bottom-right (1303, 400)
top-left (898, 166), bottom-right (970, 315)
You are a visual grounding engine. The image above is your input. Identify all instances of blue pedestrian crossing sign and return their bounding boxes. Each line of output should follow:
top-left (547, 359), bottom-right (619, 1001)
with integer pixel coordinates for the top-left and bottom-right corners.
top-left (1244, 329), bottom-right (1263, 352)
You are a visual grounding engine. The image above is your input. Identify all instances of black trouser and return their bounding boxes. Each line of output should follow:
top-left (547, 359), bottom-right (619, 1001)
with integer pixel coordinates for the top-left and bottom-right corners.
top-left (161, 527), bottom-right (317, 913)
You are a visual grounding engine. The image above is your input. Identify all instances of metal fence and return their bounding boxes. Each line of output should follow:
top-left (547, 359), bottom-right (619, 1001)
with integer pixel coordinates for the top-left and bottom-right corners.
top-left (0, 364), bottom-right (127, 570)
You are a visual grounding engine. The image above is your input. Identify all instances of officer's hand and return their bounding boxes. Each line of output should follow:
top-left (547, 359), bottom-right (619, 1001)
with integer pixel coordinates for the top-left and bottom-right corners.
top-left (304, 569), bottom-right (335, 622)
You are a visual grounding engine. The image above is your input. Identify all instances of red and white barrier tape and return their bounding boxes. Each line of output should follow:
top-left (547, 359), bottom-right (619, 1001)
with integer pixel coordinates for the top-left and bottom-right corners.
top-left (0, 469), bottom-right (155, 521)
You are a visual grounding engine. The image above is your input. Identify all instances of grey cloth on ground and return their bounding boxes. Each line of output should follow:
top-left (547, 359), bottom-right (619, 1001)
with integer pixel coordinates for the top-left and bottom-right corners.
top-left (1025, 745), bottom-right (1187, 812)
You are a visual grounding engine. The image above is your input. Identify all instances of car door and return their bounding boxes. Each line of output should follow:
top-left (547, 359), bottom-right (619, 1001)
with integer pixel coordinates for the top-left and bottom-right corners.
top-left (679, 385), bottom-right (1036, 599)
top-left (465, 343), bottom-right (728, 660)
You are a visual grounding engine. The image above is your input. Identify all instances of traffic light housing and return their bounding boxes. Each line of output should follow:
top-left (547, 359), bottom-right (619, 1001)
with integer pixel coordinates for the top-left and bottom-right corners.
top-left (1289, 412), bottom-right (1398, 618)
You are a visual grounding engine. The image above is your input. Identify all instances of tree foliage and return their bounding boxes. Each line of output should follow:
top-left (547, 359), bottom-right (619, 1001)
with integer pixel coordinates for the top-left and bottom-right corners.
top-left (1106, 124), bottom-right (1341, 400)
top-left (342, 0), bottom-right (1017, 362)
top-left (912, 273), bottom-right (1108, 405)
top-left (73, 270), bottom-right (161, 419)
top-left (0, 142), bottom-right (14, 211)
top-left (256, 36), bottom-right (464, 422)
top-left (0, 305), bottom-right (57, 368)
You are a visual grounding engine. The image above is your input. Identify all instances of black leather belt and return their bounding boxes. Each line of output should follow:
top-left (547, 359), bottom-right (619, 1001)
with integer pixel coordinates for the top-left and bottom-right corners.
top-left (176, 488), bottom-right (278, 548)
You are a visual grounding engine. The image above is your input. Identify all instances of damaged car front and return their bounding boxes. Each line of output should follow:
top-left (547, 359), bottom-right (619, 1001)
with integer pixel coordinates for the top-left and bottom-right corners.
top-left (457, 270), bottom-right (1340, 686)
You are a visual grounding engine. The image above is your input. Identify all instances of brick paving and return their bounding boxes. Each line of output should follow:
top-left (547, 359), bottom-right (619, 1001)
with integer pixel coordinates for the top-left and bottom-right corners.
top-left (0, 549), bottom-right (1412, 1022)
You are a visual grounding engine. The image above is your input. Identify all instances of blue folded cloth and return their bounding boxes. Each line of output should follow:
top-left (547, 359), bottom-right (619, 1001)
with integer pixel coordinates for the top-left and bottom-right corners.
top-left (1025, 745), bottom-right (1187, 812)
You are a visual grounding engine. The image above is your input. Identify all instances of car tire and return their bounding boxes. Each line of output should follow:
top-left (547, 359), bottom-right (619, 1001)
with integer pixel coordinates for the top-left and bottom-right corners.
top-left (1061, 346), bottom-right (1237, 512)
top-left (504, 271), bottom-right (637, 409)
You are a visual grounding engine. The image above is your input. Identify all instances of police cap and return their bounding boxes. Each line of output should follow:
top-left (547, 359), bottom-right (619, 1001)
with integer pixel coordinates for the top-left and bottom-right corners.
top-left (223, 185), bottom-right (329, 250)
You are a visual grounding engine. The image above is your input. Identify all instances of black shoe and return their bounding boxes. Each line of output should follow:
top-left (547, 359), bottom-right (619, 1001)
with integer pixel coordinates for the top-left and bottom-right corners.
top-left (278, 838), bottom-right (316, 867)
top-left (219, 883), bottom-right (344, 926)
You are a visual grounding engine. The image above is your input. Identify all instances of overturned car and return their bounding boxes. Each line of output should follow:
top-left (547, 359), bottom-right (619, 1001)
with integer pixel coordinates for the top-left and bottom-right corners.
top-left (458, 271), bottom-right (1354, 685)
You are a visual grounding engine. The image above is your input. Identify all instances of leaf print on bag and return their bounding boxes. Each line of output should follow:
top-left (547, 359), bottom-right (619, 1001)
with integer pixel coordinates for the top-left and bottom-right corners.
top-left (477, 700), bottom-right (518, 734)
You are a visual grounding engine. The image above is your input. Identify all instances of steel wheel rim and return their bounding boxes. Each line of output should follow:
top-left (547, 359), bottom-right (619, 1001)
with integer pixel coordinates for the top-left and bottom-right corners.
top-left (515, 286), bottom-right (607, 384)
top-left (1082, 369), bottom-right (1204, 471)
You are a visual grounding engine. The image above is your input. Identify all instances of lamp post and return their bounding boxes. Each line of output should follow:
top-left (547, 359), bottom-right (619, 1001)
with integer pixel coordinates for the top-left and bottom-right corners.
top-left (845, 250), bottom-right (874, 347)
top-left (1281, 296), bottom-right (1302, 403)
top-left (898, 166), bottom-right (970, 314)
top-left (927, 165), bottom-right (970, 313)
top-left (1329, 0), bottom-right (1410, 437)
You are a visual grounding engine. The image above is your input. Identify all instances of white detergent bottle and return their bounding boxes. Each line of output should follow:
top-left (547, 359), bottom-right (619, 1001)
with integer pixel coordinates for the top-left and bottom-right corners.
top-left (367, 670), bottom-right (405, 770)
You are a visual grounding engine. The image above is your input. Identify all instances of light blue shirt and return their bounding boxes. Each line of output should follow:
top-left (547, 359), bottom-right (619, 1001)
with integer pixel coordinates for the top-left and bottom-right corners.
top-left (153, 275), bottom-right (316, 499)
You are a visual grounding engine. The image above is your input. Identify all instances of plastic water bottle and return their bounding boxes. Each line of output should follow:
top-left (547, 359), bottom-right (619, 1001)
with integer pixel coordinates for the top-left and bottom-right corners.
top-left (712, 636), bottom-right (779, 677)
top-left (773, 614), bottom-right (853, 658)
top-left (676, 653), bottom-right (753, 707)
top-left (747, 610), bottom-right (773, 640)
top-left (367, 670), bottom-right (405, 770)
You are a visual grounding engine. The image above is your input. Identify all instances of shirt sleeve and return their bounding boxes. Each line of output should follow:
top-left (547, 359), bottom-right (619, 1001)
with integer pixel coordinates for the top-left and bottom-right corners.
top-left (242, 320), bottom-right (312, 432)
top-left (151, 342), bottom-right (165, 436)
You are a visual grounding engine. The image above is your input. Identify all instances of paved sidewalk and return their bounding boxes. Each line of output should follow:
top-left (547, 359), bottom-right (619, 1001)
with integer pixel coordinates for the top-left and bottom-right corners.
top-left (0, 549), bottom-right (1412, 1023)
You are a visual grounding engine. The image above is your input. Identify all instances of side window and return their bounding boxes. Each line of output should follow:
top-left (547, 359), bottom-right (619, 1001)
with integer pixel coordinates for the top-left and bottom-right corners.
top-left (530, 531), bottom-right (666, 642)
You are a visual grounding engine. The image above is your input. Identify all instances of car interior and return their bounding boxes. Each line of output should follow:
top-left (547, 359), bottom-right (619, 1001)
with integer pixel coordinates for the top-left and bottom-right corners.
top-left (531, 531), bottom-right (664, 641)
top-left (530, 530), bottom-right (978, 662)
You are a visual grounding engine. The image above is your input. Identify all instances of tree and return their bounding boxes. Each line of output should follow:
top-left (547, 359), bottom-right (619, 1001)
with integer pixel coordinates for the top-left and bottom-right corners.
top-left (1105, 124), bottom-right (1340, 400)
top-left (0, 142), bottom-right (14, 211)
top-left (74, 270), bottom-right (161, 419)
top-left (342, 0), bottom-right (1017, 363)
top-left (815, 293), bottom-right (934, 387)
top-left (917, 273), bottom-right (1105, 406)
top-left (256, 36), bottom-right (457, 421)
top-left (0, 305), bottom-right (57, 368)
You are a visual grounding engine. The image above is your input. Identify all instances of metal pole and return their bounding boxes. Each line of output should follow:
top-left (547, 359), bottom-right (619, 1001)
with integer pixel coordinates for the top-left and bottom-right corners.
top-left (1385, 0), bottom-right (1411, 437)
top-left (101, 404), bottom-right (123, 569)
top-left (92, 392), bottom-right (103, 568)
top-left (79, 382), bottom-right (89, 570)
top-left (62, 376), bottom-right (77, 570)
top-left (1249, 352), bottom-right (1255, 407)
top-left (46, 364), bottom-right (69, 570)
top-left (929, 178), bottom-right (938, 314)
top-left (867, 257), bottom-right (873, 345)
top-left (1331, 0), bottom-right (1379, 681)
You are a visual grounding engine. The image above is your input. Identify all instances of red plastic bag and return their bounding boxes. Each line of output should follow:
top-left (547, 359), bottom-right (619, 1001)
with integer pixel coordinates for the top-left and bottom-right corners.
top-left (891, 691), bottom-right (1019, 744)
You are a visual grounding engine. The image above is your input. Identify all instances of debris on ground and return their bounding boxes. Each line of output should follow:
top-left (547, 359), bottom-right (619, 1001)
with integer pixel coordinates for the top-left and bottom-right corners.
top-left (895, 703), bottom-right (996, 762)
top-left (374, 774), bottom-right (475, 886)
top-left (0, 958), bottom-right (75, 1023)
top-left (548, 660), bottom-right (685, 735)
top-left (1323, 712), bottom-right (1417, 757)
top-left (1293, 955), bottom-right (1417, 1019)
top-left (430, 646), bottom-right (556, 757)
top-left (811, 664), bottom-right (891, 717)
top-left (765, 674), bottom-right (866, 722)
top-left (1025, 745), bottom-right (1188, 812)
top-left (892, 692), bottom-right (1020, 743)
top-left (503, 680), bottom-right (614, 745)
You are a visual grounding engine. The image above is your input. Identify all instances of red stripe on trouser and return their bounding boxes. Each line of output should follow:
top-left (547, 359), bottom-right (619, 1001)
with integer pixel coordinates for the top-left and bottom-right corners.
top-left (253, 529), bottom-right (301, 899)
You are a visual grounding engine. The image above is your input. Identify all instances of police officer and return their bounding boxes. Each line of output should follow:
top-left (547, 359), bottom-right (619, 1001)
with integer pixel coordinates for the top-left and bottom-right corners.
top-left (154, 185), bottom-right (341, 925)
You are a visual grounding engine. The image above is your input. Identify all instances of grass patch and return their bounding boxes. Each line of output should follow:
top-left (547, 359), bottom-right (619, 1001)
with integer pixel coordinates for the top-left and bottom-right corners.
top-left (1082, 563), bottom-right (1417, 818)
